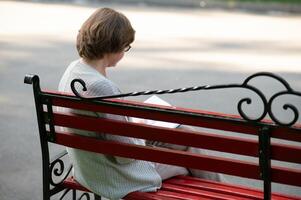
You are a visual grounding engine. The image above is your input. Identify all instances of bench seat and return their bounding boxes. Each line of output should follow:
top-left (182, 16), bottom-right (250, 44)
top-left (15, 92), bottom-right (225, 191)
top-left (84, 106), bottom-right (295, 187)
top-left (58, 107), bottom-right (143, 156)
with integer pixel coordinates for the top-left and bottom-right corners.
top-left (63, 176), bottom-right (301, 200)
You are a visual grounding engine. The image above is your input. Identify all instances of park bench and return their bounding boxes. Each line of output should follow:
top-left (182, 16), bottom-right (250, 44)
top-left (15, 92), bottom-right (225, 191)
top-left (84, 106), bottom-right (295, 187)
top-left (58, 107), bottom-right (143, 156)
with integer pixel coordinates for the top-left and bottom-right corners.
top-left (24, 72), bottom-right (301, 200)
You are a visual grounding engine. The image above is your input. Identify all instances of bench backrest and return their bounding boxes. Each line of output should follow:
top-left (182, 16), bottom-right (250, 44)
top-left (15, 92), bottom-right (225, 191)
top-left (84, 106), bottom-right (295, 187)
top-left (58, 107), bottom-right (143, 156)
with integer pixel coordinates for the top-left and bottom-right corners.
top-left (24, 73), bottom-right (301, 200)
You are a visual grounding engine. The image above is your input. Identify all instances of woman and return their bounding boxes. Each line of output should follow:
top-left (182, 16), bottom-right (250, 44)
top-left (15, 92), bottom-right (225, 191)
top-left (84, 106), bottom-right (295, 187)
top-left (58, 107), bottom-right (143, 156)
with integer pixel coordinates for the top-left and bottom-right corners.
top-left (59, 8), bottom-right (220, 199)
top-left (58, 8), bottom-right (188, 200)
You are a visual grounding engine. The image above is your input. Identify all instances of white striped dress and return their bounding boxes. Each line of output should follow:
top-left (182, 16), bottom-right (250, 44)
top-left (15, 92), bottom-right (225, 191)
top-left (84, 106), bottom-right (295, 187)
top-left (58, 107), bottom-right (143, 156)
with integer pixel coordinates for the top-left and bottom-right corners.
top-left (58, 59), bottom-right (161, 200)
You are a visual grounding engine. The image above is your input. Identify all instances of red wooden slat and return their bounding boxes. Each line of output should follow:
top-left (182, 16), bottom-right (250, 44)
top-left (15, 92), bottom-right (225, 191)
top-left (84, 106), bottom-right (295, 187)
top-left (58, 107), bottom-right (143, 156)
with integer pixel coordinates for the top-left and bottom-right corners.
top-left (165, 176), bottom-right (262, 200)
top-left (272, 165), bottom-right (301, 187)
top-left (51, 96), bottom-right (259, 135)
top-left (162, 182), bottom-right (252, 200)
top-left (63, 175), bottom-right (301, 200)
top-left (55, 131), bottom-right (301, 187)
top-left (52, 112), bottom-right (301, 164)
top-left (44, 89), bottom-right (301, 130)
top-left (52, 112), bottom-right (258, 156)
top-left (272, 127), bottom-right (301, 143)
top-left (176, 176), bottom-right (263, 194)
top-left (152, 189), bottom-right (215, 200)
top-left (271, 143), bottom-right (301, 164)
top-left (54, 131), bottom-right (260, 180)
top-left (170, 176), bottom-right (301, 200)
top-left (49, 94), bottom-right (301, 142)
top-left (125, 191), bottom-right (180, 200)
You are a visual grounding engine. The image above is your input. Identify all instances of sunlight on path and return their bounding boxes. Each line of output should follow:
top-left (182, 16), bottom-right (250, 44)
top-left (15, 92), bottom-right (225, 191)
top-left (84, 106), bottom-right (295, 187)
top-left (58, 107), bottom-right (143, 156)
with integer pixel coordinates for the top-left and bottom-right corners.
top-left (1, 1), bottom-right (301, 72)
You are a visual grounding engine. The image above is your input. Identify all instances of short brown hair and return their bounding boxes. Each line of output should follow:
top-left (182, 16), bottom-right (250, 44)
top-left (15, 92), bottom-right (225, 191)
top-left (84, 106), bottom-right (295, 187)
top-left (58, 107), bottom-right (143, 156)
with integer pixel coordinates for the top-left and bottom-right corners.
top-left (76, 8), bottom-right (135, 60)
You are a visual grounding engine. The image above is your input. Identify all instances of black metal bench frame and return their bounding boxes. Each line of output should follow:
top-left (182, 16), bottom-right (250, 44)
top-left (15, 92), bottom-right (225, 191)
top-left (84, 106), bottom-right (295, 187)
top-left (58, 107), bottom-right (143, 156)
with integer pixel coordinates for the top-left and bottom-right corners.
top-left (24, 72), bottom-right (301, 200)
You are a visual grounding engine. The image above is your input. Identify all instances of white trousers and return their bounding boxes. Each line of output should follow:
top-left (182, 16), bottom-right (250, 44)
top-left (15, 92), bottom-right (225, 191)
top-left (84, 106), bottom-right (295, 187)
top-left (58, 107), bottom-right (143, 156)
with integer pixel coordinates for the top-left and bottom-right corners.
top-left (148, 126), bottom-right (225, 182)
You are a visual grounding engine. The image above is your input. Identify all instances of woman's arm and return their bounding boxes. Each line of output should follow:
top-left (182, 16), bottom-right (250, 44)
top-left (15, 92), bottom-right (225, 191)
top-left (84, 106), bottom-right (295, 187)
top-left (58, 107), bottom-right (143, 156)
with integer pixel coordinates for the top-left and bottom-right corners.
top-left (87, 80), bottom-right (140, 164)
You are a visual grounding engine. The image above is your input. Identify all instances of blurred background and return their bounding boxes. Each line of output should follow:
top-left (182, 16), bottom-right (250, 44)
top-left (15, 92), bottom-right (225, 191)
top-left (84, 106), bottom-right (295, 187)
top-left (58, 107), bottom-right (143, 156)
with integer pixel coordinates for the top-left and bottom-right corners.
top-left (0, 0), bottom-right (301, 199)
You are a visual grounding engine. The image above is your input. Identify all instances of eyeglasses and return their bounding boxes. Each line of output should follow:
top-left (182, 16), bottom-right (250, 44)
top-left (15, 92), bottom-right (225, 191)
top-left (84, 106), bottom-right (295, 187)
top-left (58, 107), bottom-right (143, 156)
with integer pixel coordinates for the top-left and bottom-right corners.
top-left (124, 45), bottom-right (131, 52)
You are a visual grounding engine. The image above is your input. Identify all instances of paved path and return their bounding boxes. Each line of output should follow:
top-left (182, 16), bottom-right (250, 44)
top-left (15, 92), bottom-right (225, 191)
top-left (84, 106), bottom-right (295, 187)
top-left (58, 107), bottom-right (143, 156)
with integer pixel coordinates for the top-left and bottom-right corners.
top-left (0, 1), bottom-right (300, 199)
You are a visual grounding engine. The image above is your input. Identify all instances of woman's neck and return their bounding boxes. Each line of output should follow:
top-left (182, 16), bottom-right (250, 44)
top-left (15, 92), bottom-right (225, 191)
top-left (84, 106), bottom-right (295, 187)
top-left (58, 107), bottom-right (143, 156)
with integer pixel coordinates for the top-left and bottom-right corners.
top-left (81, 58), bottom-right (108, 77)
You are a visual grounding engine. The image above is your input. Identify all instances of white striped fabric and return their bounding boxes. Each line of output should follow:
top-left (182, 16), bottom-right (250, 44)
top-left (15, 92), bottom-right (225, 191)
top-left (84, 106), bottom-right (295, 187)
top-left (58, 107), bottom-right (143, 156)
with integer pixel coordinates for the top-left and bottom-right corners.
top-left (58, 59), bottom-right (161, 200)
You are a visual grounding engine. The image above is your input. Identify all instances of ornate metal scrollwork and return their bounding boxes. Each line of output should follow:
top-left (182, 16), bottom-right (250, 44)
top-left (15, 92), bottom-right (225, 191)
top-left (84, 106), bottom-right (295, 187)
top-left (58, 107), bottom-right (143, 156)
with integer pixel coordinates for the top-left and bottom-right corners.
top-left (59, 188), bottom-right (72, 200)
top-left (236, 84), bottom-right (267, 123)
top-left (243, 72), bottom-right (300, 126)
top-left (49, 150), bottom-right (94, 199)
top-left (78, 193), bottom-right (91, 200)
top-left (58, 188), bottom-right (92, 200)
top-left (70, 72), bottom-right (300, 126)
top-left (49, 151), bottom-right (72, 187)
